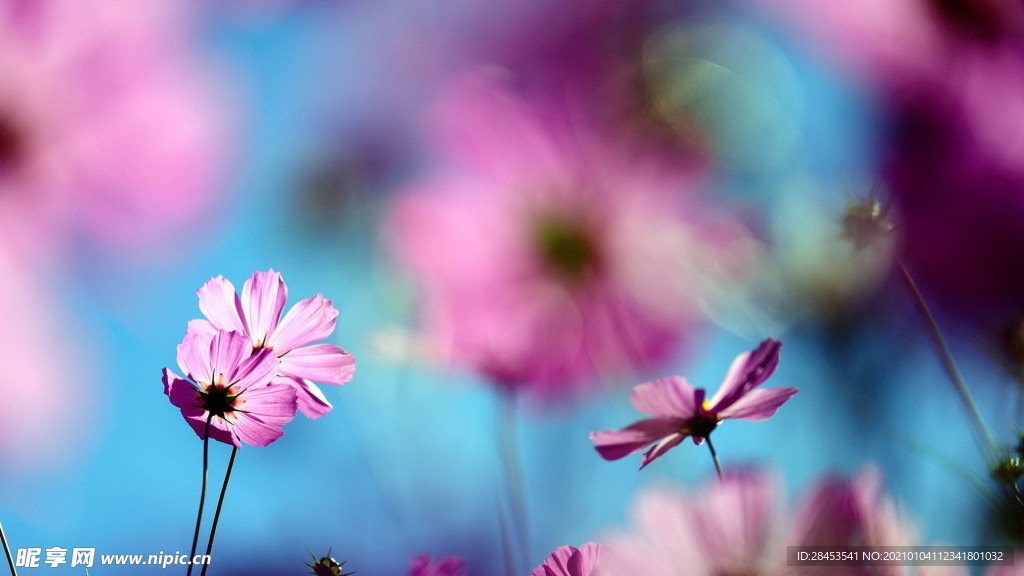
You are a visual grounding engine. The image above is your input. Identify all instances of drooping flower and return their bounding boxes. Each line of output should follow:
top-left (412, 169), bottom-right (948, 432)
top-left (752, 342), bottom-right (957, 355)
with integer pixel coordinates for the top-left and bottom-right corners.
top-left (409, 554), bottom-right (466, 576)
top-left (532, 543), bottom-right (605, 576)
top-left (162, 329), bottom-right (298, 448)
top-left (598, 469), bottom-right (936, 576)
top-left (0, 0), bottom-right (230, 260)
top-left (387, 72), bottom-right (756, 402)
top-left (190, 269), bottom-right (355, 418)
top-left (589, 338), bottom-right (796, 469)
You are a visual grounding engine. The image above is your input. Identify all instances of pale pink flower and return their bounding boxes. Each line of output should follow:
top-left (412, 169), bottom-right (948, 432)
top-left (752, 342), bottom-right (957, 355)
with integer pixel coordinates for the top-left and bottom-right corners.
top-left (984, 554), bottom-right (1024, 576)
top-left (388, 73), bottom-right (755, 401)
top-left (190, 270), bottom-right (356, 419)
top-left (590, 339), bottom-right (796, 469)
top-left (0, 246), bottom-right (93, 469)
top-left (532, 543), bottom-right (605, 576)
top-left (162, 329), bottom-right (298, 448)
top-left (409, 554), bottom-right (466, 576)
top-left (598, 469), bottom-right (932, 576)
top-left (0, 0), bottom-right (229, 258)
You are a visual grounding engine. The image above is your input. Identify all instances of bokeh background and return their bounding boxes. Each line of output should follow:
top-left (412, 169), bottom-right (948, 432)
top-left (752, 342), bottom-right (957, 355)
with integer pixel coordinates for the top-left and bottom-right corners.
top-left (2, 0), bottom-right (1024, 574)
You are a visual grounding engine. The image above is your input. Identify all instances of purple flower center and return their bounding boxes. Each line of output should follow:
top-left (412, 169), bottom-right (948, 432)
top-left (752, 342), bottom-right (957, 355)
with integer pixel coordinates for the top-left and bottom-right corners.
top-left (198, 376), bottom-right (239, 419)
top-left (0, 114), bottom-right (24, 175)
top-left (928, 0), bottom-right (1008, 43)
top-left (535, 217), bottom-right (601, 280)
top-left (687, 413), bottom-right (719, 439)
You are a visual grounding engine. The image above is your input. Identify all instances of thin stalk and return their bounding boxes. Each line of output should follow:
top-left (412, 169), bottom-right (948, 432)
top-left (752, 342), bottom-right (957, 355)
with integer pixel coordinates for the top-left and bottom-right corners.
top-left (897, 258), bottom-right (999, 462)
top-left (705, 436), bottom-right (723, 480)
top-left (496, 395), bottom-right (530, 575)
top-left (186, 416), bottom-right (212, 576)
top-left (496, 492), bottom-right (518, 576)
top-left (199, 446), bottom-right (237, 576)
top-left (1, 515), bottom-right (17, 576)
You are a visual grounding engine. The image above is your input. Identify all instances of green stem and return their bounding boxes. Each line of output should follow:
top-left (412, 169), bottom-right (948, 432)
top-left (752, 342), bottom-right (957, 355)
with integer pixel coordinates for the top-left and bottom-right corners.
top-left (706, 436), bottom-right (723, 480)
top-left (199, 446), bottom-right (237, 576)
top-left (897, 258), bottom-right (998, 462)
top-left (186, 416), bottom-right (212, 576)
top-left (1, 515), bottom-right (16, 576)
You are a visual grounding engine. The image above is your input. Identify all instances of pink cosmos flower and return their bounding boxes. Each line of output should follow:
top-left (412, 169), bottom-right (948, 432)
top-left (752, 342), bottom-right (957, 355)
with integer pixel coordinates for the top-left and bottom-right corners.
top-left (0, 0), bottom-right (230, 259)
top-left (532, 543), bottom-right (605, 576)
top-left (388, 72), bottom-right (755, 401)
top-left (408, 555), bottom-right (466, 576)
top-left (162, 329), bottom-right (298, 448)
top-left (590, 338), bottom-right (796, 469)
top-left (189, 270), bottom-right (356, 419)
top-left (598, 469), bottom-right (932, 576)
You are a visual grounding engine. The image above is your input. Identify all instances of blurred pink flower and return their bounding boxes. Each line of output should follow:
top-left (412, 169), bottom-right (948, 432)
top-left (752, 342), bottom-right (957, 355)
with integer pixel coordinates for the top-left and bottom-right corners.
top-left (757, 0), bottom-right (1024, 323)
top-left (985, 553), bottom-right (1024, 576)
top-left (755, 0), bottom-right (1024, 91)
top-left (0, 247), bottom-right (93, 470)
top-left (532, 543), bottom-right (605, 576)
top-left (388, 73), bottom-right (755, 401)
top-left (598, 468), bottom-right (933, 576)
top-left (190, 270), bottom-right (356, 419)
top-left (409, 554), bottom-right (466, 576)
top-left (0, 0), bottom-right (230, 259)
top-left (590, 339), bottom-right (795, 469)
top-left (162, 329), bottom-right (298, 448)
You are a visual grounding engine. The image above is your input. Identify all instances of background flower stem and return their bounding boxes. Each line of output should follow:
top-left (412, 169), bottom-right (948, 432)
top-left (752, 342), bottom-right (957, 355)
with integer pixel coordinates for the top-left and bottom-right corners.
top-left (200, 446), bottom-right (237, 576)
top-left (897, 258), bottom-right (998, 462)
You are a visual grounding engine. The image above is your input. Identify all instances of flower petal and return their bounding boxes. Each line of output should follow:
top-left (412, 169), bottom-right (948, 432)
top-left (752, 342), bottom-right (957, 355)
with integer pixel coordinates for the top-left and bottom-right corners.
top-left (640, 433), bottom-right (686, 469)
top-left (531, 545), bottom-right (576, 576)
top-left (202, 415), bottom-right (241, 448)
top-left (233, 347), bottom-right (280, 392)
top-left (531, 543), bottom-right (604, 576)
top-left (707, 339), bottom-right (782, 413)
top-left (230, 413), bottom-right (285, 447)
top-left (162, 368), bottom-right (199, 409)
top-left (267, 294), bottom-right (338, 352)
top-left (237, 381), bottom-right (299, 425)
top-left (630, 376), bottom-right (700, 419)
top-left (280, 376), bottom-right (334, 419)
top-left (590, 418), bottom-right (682, 461)
top-left (176, 330), bottom-right (214, 384)
top-left (230, 382), bottom-right (298, 447)
top-left (569, 543), bottom-right (605, 576)
top-left (278, 344), bottom-right (355, 386)
top-left (186, 318), bottom-right (218, 338)
top-left (197, 275), bottom-right (248, 335)
top-left (241, 269), bottom-right (288, 348)
top-left (209, 330), bottom-right (251, 385)
top-left (787, 475), bottom-right (862, 549)
top-left (717, 387), bottom-right (798, 421)
top-left (688, 471), bottom-right (780, 573)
